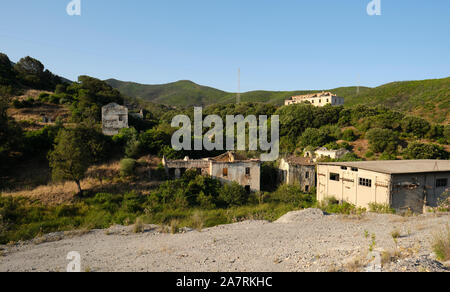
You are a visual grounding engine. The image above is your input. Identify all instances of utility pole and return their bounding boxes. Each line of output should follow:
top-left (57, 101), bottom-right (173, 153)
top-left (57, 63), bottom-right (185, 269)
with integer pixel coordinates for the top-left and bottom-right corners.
top-left (357, 74), bottom-right (360, 95)
top-left (237, 68), bottom-right (241, 104)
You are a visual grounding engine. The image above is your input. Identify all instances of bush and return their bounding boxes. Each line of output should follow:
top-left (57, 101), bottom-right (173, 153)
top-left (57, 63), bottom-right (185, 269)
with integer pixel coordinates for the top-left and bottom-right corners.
top-left (404, 142), bottom-right (449, 160)
top-left (299, 128), bottom-right (333, 148)
top-left (432, 226), bottom-right (450, 261)
top-left (342, 129), bottom-right (357, 141)
top-left (401, 116), bottom-right (431, 138)
top-left (366, 128), bottom-right (400, 154)
top-left (365, 151), bottom-right (374, 158)
top-left (120, 158), bottom-right (136, 177)
top-left (269, 184), bottom-right (315, 208)
top-left (218, 182), bottom-right (248, 207)
top-left (368, 203), bottom-right (395, 214)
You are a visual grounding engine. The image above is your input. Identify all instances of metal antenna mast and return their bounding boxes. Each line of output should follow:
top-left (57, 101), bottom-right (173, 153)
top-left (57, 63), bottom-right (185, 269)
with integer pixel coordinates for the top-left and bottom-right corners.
top-left (357, 74), bottom-right (360, 95)
top-left (237, 68), bottom-right (241, 104)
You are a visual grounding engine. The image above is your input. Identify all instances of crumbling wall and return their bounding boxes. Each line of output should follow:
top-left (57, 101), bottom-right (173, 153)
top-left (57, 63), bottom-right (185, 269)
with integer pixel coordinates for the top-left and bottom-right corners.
top-left (210, 161), bottom-right (260, 192)
top-left (102, 104), bottom-right (128, 136)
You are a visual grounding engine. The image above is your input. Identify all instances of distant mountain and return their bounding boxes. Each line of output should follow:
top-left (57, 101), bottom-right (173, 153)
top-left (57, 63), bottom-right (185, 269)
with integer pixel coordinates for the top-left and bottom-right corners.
top-left (105, 78), bottom-right (370, 107)
top-left (106, 77), bottom-right (450, 123)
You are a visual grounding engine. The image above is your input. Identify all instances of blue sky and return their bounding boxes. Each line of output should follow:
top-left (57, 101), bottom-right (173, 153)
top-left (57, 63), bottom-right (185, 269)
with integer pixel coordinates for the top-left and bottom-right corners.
top-left (1, 0), bottom-right (449, 92)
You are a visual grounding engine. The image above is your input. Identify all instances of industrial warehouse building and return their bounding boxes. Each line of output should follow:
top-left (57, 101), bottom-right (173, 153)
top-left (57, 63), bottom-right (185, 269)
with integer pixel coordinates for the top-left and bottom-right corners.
top-left (317, 160), bottom-right (450, 213)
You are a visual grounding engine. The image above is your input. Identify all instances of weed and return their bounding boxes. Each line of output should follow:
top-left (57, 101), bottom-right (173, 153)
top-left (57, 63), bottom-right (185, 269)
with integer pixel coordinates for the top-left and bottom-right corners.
top-left (133, 217), bottom-right (144, 234)
top-left (432, 226), bottom-right (450, 261)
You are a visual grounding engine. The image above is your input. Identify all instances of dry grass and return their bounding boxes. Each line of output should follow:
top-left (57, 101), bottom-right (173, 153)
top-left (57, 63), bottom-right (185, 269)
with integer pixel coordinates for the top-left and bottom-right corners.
top-left (191, 211), bottom-right (205, 231)
top-left (432, 226), bottom-right (450, 262)
top-left (1, 158), bottom-right (163, 205)
top-left (133, 218), bottom-right (145, 234)
top-left (343, 255), bottom-right (367, 272)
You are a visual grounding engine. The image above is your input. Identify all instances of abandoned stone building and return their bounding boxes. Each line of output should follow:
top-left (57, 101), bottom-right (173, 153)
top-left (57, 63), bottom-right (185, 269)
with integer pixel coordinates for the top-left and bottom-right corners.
top-left (162, 152), bottom-right (261, 192)
top-left (278, 156), bottom-right (316, 192)
top-left (285, 92), bottom-right (344, 107)
top-left (304, 147), bottom-right (350, 162)
top-left (102, 103), bottom-right (129, 136)
top-left (317, 160), bottom-right (450, 213)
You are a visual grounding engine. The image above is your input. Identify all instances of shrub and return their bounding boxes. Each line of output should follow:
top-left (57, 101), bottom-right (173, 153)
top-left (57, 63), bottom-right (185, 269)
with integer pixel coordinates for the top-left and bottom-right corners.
top-left (365, 151), bottom-right (374, 158)
top-left (401, 116), bottom-right (431, 138)
top-left (366, 128), bottom-right (399, 154)
top-left (299, 128), bottom-right (333, 148)
top-left (218, 182), bottom-right (248, 207)
top-left (404, 142), bottom-right (449, 160)
top-left (133, 217), bottom-right (144, 233)
top-left (269, 184), bottom-right (315, 208)
top-left (120, 158), bottom-right (136, 177)
top-left (432, 226), bottom-right (450, 261)
top-left (342, 129), bottom-right (357, 141)
top-left (368, 203), bottom-right (395, 214)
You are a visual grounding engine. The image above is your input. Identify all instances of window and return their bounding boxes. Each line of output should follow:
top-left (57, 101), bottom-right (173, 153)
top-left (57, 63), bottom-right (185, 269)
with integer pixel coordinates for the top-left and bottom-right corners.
top-left (223, 168), bottom-right (228, 177)
top-left (245, 167), bottom-right (251, 176)
top-left (351, 167), bottom-right (359, 172)
top-left (359, 178), bottom-right (372, 187)
top-left (305, 172), bottom-right (309, 179)
top-left (330, 173), bottom-right (340, 181)
top-left (436, 178), bottom-right (448, 187)
top-left (341, 166), bottom-right (348, 170)
top-left (305, 185), bottom-right (309, 192)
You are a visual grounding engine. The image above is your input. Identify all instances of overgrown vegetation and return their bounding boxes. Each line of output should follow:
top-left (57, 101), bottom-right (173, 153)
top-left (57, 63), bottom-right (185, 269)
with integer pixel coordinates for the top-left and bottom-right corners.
top-left (432, 226), bottom-right (450, 262)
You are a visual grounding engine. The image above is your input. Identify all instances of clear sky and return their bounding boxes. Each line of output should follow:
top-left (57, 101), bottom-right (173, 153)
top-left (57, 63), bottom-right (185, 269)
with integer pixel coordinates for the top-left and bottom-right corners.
top-left (1, 0), bottom-right (449, 92)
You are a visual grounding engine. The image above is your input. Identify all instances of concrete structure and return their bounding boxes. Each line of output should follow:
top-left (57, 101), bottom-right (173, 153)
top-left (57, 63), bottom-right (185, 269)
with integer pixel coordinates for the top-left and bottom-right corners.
top-left (285, 92), bottom-right (344, 107)
top-left (304, 147), bottom-right (350, 162)
top-left (278, 156), bottom-right (316, 192)
top-left (102, 103), bottom-right (128, 136)
top-left (162, 152), bottom-right (261, 192)
top-left (317, 160), bottom-right (450, 213)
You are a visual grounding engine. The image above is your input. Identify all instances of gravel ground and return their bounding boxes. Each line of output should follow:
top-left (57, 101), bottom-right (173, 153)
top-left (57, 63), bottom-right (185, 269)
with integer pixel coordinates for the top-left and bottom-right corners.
top-left (0, 209), bottom-right (449, 272)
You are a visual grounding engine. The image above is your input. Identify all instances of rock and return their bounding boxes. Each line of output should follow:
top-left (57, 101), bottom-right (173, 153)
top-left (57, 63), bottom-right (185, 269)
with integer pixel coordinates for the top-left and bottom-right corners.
top-left (275, 208), bottom-right (325, 224)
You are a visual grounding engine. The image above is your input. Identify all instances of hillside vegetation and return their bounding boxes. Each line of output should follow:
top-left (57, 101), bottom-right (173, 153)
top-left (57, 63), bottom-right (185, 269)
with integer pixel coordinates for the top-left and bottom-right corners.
top-left (345, 78), bottom-right (450, 124)
top-left (106, 77), bottom-right (449, 124)
top-left (105, 78), bottom-right (370, 107)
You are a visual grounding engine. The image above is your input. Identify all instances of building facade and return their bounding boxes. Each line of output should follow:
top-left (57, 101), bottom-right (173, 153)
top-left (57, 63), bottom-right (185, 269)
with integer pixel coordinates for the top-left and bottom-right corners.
top-left (317, 160), bottom-right (450, 213)
top-left (162, 152), bottom-right (261, 192)
top-left (285, 92), bottom-right (344, 107)
top-left (102, 103), bottom-right (128, 136)
top-left (304, 147), bottom-right (350, 162)
top-left (278, 156), bottom-right (316, 192)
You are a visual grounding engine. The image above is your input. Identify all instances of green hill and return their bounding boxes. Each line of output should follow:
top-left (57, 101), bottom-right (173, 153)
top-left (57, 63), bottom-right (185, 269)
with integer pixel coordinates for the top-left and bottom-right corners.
top-left (106, 77), bottom-right (449, 123)
top-left (105, 78), bottom-right (370, 106)
top-left (345, 77), bottom-right (450, 124)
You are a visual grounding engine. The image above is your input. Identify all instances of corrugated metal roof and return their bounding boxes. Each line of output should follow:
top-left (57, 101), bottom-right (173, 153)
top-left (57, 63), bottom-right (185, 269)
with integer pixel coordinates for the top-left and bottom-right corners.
top-left (319, 160), bottom-right (450, 174)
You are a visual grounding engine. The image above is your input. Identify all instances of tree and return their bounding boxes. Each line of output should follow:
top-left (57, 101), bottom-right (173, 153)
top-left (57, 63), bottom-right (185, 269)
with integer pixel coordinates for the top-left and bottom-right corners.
top-left (14, 56), bottom-right (61, 90)
top-left (0, 53), bottom-right (15, 85)
top-left (48, 127), bottom-right (106, 193)
top-left (366, 128), bottom-right (400, 154)
top-left (299, 128), bottom-right (333, 148)
top-left (218, 182), bottom-right (248, 207)
top-left (404, 142), bottom-right (449, 160)
top-left (401, 116), bottom-right (431, 138)
top-left (0, 90), bottom-right (22, 164)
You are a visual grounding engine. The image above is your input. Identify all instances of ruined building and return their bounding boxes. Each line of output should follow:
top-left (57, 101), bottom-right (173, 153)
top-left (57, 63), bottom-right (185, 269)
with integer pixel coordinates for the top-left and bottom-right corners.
top-left (304, 147), bottom-right (350, 162)
top-left (278, 156), bottom-right (316, 192)
top-left (285, 92), bottom-right (344, 107)
top-left (102, 103), bottom-right (128, 136)
top-left (162, 152), bottom-right (261, 192)
top-left (317, 160), bottom-right (450, 213)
